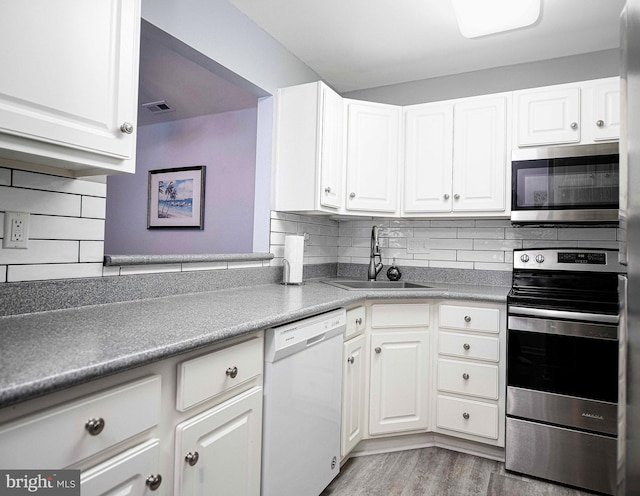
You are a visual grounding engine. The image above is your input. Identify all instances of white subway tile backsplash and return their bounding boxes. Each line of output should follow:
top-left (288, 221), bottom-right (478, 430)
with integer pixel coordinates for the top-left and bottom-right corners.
top-left (0, 185), bottom-right (81, 216)
top-left (473, 239), bottom-right (523, 251)
top-left (557, 228), bottom-right (617, 240)
top-left (81, 196), bottom-right (106, 219)
top-left (457, 228), bottom-right (505, 239)
top-left (228, 261), bottom-right (263, 269)
top-left (13, 170), bottom-right (107, 197)
top-left (505, 227), bottom-right (557, 240)
top-left (474, 262), bottom-right (513, 271)
top-left (429, 238), bottom-right (474, 250)
top-left (0, 212), bottom-right (4, 238)
top-left (182, 261), bottom-right (228, 271)
top-left (0, 240), bottom-right (78, 264)
top-left (7, 263), bottom-right (103, 282)
top-left (0, 265), bottom-right (6, 282)
top-left (119, 264), bottom-right (182, 276)
top-left (30, 216), bottom-right (105, 241)
top-left (79, 241), bottom-right (105, 262)
top-left (430, 219), bottom-right (475, 228)
top-left (0, 168), bottom-right (10, 186)
top-left (522, 240), bottom-right (578, 249)
top-left (413, 227), bottom-right (457, 238)
top-left (430, 260), bottom-right (474, 269)
top-left (577, 240), bottom-right (620, 249)
top-left (270, 219), bottom-right (299, 234)
top-left (457, 250), bottom-right (505, 263)
top-left (102, 265), bottom-right (121, 277)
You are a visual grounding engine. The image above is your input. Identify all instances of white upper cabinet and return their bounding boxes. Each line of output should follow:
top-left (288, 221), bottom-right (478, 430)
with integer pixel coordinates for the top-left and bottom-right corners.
top-left (0, 0), bottom-right (141, 176)
top-left (515, 77), bottom-right (619, 147)
top-left (403, 94), bottom-right (509, 215)
top-left (345, 100), bottom-right (401, 214)
top-left (403, 103), bottom-right (454, 213)
top-left (274, 81), bottom-right (344, 213)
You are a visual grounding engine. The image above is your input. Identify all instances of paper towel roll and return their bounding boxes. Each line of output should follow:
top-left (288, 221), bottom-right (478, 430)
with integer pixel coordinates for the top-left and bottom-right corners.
top-left (283, 234), bottom-right (304, 284)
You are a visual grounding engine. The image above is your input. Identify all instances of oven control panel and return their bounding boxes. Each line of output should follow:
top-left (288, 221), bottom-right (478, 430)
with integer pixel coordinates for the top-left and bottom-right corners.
top-left (513, 249), bottom-right (624, 272)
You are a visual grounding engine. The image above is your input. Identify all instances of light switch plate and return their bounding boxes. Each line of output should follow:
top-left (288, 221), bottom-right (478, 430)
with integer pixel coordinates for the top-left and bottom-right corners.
top-left (3, 211), bottom-right (30, 249)
top-left (407, 237), bottom-right (429, 254)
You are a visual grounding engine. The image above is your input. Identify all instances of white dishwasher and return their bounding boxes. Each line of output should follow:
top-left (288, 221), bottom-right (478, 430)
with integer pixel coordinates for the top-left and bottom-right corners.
top-left (262, 308), bottom-right (346, 496)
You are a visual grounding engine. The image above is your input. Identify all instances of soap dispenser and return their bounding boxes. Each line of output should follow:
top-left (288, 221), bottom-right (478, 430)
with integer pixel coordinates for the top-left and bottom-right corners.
top-left (386, 258), bottom-right (402, 281)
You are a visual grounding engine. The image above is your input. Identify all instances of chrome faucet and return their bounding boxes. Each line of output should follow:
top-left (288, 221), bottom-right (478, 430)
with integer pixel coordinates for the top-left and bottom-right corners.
top-left (368, 225), bottom-right (383, 281)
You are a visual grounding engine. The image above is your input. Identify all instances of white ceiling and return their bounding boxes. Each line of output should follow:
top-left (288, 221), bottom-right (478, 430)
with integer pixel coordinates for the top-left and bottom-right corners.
top-left (229, 0), bottom-right (626, 93)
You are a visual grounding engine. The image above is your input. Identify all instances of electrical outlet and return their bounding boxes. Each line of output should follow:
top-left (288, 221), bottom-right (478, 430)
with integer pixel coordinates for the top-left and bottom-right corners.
top-left (3, 211), bottom-right (30, 249)
top-left (407, 237), bottom-right (430, 254)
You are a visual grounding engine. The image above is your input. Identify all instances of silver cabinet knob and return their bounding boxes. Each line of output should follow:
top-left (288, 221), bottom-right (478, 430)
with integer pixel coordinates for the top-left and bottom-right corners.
top-left (324, 186), bottom-right (332, 194)
top-left (375, 347), bottom-right (382, 354)
top-left (349, 192), bottom-right (356, 198)
top-left (535, 254), bottom-right (545, 263)
top-left (454, 194), bottom-right (460, 200)
top-left (85, 417), bottom-right (105, 436)
top-left (347, 356), bottom-right (355, 364)
top-left (146, 475), bottom-right (162, 491)
top-left (444, 193), bottom-right (450, 200)
top-left (463, 412), bottom-right (470, 420)
top-left (185, 451), bottom-right (199, 466)
top-left (570, 122), bottom-right (578, 130)
top-left (355, 317), bottom-right (363, 326)
top-left (462, 373), bottom-right (470, 380)
top-left (226, 366), bottom-right (238, 379)
top-left (464, 315), bottom-right (471, 323)
top-left (120, 122), bottom-right (134, 134)
top-left (463, 343), bottom-right (470, 351)
top-left (596, 120), bottom-right (605, 127)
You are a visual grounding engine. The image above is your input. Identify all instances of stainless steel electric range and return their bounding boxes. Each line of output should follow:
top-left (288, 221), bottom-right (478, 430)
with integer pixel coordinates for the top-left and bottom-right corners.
top-left (506, 248), bottom-right (625, 495)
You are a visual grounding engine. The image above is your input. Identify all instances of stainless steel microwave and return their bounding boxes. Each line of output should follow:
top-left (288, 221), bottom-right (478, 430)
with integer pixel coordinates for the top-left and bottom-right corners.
top-left (511, 143), bottom-right (619, 224)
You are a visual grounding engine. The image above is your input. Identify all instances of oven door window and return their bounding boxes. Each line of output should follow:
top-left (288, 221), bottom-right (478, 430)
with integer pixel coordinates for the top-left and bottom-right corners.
top-left (507, 329), bottom-right (617, 403)
top-left (512, 156), bottom-right (619, 210)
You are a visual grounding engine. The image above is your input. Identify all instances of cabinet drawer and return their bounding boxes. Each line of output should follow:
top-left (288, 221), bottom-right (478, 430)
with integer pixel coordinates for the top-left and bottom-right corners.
top-left (371, 303), bottom-right (430, 328)
top-left (345, 306), bottom-right (366, 339)
top-left (438, 305), bottom-right (500, 333)
top-left (437, 359), bottom-right (498, 400)
top-left (436, 395), bottom-right (499, 440)
top-left (438, 332), bottom-right (499, 362)
top-left (0, 376), bottom-right (161, 469)
top-left (177, 336), bottom-right (263, 411)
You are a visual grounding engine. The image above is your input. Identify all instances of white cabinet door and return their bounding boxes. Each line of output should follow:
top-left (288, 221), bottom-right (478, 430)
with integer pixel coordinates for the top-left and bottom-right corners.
top-left (341, 334), bottom-right (365, 458)
top-left (592, 79), bottom-right (621, 141)
top-left (369, 331), bottom-right (429, 435)
top-left (403, 103), bottom-right (454, 213)
top-left (0, 0), bottom-right (141, 174)
top-left (275, 81), bottom-right (344, 212)
top-left (81, 439), bottom-right (162, 496)
top-left (174, 387), bottom-right (262, 496)
top-left (516, 86), bottom-right (581, 146)
top-left (452, 95), bottom-right (508, 211)
top-left (345, 100), bottom-right (401, 213)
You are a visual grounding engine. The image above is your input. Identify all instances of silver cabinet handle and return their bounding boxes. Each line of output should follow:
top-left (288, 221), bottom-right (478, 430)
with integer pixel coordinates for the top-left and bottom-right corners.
top-left (464, 315), bottom-right (471, 323)
top-left (349, 192), bottom-right (356, 198)
top-left (463, 343), bottom-right (470, 351)
top-left (185, 451), bottom-right (199, 466)
top-left (463, 412), bottom-right (470, 420)
top-left (347, 356), bottom-right (355, 364)
top-left (226, 366), bottom-right (238, 379)
top-left (444, 193), bottom-right (450, 200)
top-left (120, 122), bottom-right (134, 134)
top-left (146, 475), bottom-right (162, 491)
top-left (85, 417), bottom-right (105, 436)
top-left (454, 194), bottom-right (460, 200)
top-left (570, 122), bottom-right (578, 130)
top-left (324, 186), bottom-right (332, 194)
top-left (462, 373), bottom-right (470, 380)
top-left (375, 347), bottom-right (382, 354)
top-left (355, 317), bottom-right (363, 326)
top-left (596, 120), bottom-right (605, 127)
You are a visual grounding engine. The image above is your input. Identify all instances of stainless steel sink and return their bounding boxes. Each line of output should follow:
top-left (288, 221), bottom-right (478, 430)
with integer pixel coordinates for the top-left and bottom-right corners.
top-left (322, 280), bottom-right (434, 290)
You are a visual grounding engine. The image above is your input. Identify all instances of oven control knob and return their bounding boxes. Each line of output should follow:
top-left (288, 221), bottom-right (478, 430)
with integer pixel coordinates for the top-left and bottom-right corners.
top-left (520, 254), bottom-right (529, 263)
top-left (535, 254), bottom-right (545, 264)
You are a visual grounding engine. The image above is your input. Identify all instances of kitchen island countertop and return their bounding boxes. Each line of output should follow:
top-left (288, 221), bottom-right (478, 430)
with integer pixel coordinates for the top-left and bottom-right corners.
top-left (0, 280), bottom-right (509, 408)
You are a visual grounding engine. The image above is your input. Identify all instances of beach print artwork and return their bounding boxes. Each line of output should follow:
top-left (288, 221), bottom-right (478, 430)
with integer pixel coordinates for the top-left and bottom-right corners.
top-left (147, 166), bottom-right (205, 229)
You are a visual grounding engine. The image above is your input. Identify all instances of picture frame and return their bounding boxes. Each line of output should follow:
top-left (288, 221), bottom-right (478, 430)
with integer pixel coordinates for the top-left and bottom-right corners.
top-left (147, 166), bottom-right (206, 229)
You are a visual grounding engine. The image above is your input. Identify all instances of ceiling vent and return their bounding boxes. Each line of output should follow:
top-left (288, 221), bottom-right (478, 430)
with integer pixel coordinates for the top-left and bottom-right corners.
top-left (142, 100), bottom-right (175, 114)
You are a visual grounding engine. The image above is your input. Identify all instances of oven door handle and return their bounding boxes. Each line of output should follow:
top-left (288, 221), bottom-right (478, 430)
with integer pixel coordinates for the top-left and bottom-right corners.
top-left (508, 315), bottom-right (618, 340)
top-left (508, 306), bottom-right (619, 324)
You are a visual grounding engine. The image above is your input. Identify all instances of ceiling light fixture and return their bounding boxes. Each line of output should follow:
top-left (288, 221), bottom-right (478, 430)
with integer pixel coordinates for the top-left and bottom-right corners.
top-left (452, 0), bottom-right (541, 39)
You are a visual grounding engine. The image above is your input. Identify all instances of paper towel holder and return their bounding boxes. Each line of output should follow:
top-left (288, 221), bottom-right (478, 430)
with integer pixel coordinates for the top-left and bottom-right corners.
top-left (282, 259), bottom-right (303, 285)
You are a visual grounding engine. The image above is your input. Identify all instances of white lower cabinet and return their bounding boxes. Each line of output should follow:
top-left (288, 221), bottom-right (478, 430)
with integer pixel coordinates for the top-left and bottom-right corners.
top-left (436, 395), bottom-right (499, 440)
top-left (174, 387), bottom-right (263, 496)
top-left (81, 439), bottom-right (162, 495)
top-left (342, 333), bottom-right (366, 457)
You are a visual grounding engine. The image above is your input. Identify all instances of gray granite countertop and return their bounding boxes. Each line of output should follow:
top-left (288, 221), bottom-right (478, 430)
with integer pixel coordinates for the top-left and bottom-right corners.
top-left (0, 280), bottom-right (509, 408)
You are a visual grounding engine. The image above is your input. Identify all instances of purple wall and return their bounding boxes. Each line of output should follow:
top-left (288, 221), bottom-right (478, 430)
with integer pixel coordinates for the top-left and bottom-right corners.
top-left (105, 108), bottom-right (257, 255)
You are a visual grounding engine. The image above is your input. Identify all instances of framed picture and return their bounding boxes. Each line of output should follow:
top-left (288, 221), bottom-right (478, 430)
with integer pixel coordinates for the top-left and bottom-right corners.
top-left (147, 166), bottom-right (206, 229)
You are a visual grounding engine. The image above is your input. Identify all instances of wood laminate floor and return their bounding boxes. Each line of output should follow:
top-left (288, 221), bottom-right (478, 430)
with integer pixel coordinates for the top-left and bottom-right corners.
top-left (320, 447), bottom-right (595, 496)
